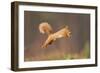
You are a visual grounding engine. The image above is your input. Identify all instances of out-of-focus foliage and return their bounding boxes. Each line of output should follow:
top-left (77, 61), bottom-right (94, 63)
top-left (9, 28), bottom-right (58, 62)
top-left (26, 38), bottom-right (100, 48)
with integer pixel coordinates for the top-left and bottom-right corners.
top-left (25, 41), bottom-right (90, 61)
top-left (82, 41), bottom-right (90, 58)
top-left (63, 41), bottom-right (90, 60)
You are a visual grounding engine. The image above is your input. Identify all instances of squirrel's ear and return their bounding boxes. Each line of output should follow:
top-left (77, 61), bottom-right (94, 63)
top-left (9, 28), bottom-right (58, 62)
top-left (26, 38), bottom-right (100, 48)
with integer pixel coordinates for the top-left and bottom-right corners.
top-left (65, 25), bottom-right (69, 28)
top-left (63, 25), bottom-right (68, 29)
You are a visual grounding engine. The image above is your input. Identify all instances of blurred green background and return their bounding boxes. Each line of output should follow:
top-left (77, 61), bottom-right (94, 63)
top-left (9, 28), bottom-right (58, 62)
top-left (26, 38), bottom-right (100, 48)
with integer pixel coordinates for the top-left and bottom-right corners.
top-left (24, 11), bottom-right (90, 61)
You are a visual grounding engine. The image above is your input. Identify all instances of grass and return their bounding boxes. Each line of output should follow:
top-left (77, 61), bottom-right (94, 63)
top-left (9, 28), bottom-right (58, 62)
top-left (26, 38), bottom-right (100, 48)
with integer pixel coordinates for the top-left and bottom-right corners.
top-left (25, 42), bottom-right (90, 61)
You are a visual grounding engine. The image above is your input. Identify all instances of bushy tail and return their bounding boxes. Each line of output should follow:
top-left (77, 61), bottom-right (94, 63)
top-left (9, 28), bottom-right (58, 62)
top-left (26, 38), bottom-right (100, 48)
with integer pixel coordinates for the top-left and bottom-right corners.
top-left (39, 22), bottom-right (53, 35)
